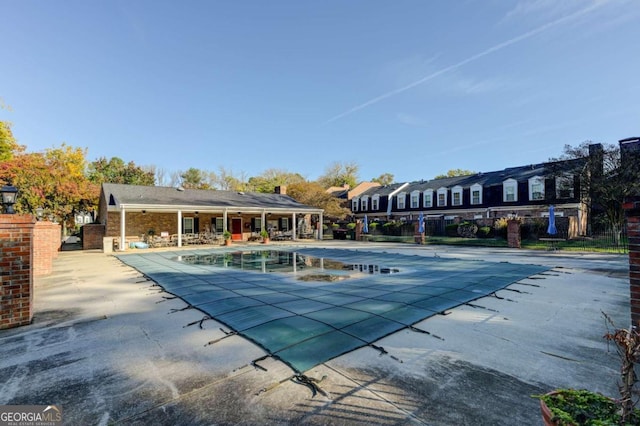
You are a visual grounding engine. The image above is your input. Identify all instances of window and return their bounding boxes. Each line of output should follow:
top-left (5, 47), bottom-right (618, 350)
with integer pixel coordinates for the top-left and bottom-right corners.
top-left (471, 183), bottom-right (482, 205)
top-left (410, 191), bottom-right (420, 208)
top-left (437, 188), bottom-right (448, 207)
top-left (397, 192), bottom-right (406, 209)
top-left (503, 179), bottom-right (518, 202)
top-left (280, 217), bottom-right (289, 231)
top-left (352, 198), bottom-right (359, 211)
top-left (556, 176), bottom-right (574, 199)
top-left (361, 196), bottom-right (369, 211)
top-left (372, 194), bottom-right (380, 210)
top-left (183, 217), bottom-right (194, 234)
top-left (214, 217), bottom-right (224, 233)
top-left (423, 190), bottom-right (433, 208)
top-left (452, 186), bottom-right (462, 206)
top-left (254, 218), bottom-right (262, 232)
top-left (528, 176), bottom-right (545, 201)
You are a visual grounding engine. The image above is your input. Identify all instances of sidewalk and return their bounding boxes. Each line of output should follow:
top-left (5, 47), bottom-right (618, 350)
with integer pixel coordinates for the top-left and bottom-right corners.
top-left (0, 242), bottom-right (630, 425)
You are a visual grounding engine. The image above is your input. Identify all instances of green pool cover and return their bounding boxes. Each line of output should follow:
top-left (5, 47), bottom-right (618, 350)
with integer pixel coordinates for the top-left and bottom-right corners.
top-left (118, 248), bottom-right (548, 373)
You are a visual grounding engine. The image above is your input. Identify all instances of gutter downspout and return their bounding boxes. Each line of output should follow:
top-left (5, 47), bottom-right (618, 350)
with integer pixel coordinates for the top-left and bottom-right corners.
top-left (120, 207), bottom-right (126, 251)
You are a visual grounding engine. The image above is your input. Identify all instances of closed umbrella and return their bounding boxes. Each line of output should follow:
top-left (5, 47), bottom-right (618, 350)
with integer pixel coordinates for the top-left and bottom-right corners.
top-left (547, 205), bottom-right (557, 235)
top-left (418, 212), bottom-right (425, 234)
top-left (362, 215), bottom-right (369, 233)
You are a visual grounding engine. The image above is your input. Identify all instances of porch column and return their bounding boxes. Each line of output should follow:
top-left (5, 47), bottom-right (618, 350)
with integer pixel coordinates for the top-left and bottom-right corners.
top-left (223, 210), bottom-right (228, 232)
top-left (292, 212), bottom-right (297, 241)
top-left (177, 210), bottom-right (182, 247)
top-left (318, 213), bottom-right (323, 240)
top-left (261, 210), bottom-right (266, 232)
top-left (120, 207), bottom-right (126, 251)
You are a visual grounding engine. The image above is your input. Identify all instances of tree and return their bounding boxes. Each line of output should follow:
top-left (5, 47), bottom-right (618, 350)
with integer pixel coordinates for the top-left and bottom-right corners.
top-left (433, 169), bottom-right (476, 179)
top-left (88, 157), bottom-right (155, 186)
top-left (247, 169), bottom-right (306, 193)
top-left (0, 120), bottom-right (23, 161)
top-left (372, 173), bottom-right (394, 186)
top-left (0, 144), bottom-right (99, 232)
top-left (180, 167), bottom-right (211, 189)
top-left (548, 141), bottom-right (640, 237)
top-left (317, 161), bottom-right (359, 189)
top-left (287, 181), bottom-right (351, 220)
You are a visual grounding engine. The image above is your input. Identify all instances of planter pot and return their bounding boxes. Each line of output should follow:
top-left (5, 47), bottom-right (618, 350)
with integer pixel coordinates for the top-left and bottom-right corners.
top-left (539, 393), bottom-right (559, 426)
top-left (262, 238), bottom-right (270, 244)
top-left (537, 389), bottom-right (621, 426)
top-left (224, 239), bottom-right (231, 246)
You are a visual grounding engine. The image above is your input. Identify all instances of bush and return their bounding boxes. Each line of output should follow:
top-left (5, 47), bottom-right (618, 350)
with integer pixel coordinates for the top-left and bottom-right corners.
top-left (346, 222), bottom-right (356, 230)
top-left (457, 222), bottom-right (478, 238)
top-left (477, 226), bottom-right (493, 238)
top-left (445, 223), bottom-right (459, 237)
top-left (494, 218), bottom-right (509, 239)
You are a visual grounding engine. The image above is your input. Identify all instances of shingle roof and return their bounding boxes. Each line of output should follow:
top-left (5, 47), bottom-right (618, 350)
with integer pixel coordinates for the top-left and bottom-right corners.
top-left (356, 157), bottom-right (586, 196)
top-left (102, 183), bottom-right (322, 212)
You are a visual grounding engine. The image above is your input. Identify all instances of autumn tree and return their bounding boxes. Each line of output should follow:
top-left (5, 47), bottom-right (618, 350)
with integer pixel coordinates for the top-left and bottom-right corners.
top-left (0, 144), bottom-right (99, 232)
top-left (317, 161), bottom-right (359, 189)
top-left (0, 120), bottom-right (23, 161)
top-left (180, 167), bottom-right (211, 189)
top-left (372, 173), bottom-right (394, 186)
top-left (88, 157), bottom-right (155, 186)
top-left (287, 181), bottom-right (351, 220)
top-left (433, 169), bottom-right (476, 179)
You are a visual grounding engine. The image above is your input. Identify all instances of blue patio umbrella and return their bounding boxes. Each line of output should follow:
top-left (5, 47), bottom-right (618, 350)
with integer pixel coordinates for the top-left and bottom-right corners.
top-left (418, 212), bottom-right (425, 234)
top-left (547, 205), bottom-right (557, 235)
top-left (362, 215), bottom-right (369, 233)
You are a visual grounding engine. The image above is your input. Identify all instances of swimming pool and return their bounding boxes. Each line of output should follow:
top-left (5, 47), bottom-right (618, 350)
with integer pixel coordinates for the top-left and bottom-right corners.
top-left (118, 247), bottom-right (548, 373)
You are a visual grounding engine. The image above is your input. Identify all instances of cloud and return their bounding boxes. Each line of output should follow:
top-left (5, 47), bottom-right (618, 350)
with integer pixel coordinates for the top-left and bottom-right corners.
top-left (325, 1), bottom-right (610, 124)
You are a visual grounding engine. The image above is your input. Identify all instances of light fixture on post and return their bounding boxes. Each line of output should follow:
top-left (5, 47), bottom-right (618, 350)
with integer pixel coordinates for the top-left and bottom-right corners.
top-left (1, 184), bottom-right (18, 214)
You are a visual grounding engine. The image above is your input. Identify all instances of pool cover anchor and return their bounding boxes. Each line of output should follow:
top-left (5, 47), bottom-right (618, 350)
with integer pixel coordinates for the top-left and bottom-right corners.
top-left (184, 315), bottom-right (212, 329)
top-left (408, 325), bottom-right (444, 341)
top-left (169, 305), bottom-right (192, 314)
top-left (204, 328), bottom-right (239, 346)
top-left (292, 374), bottom-right (330, 398)
top-left (251, 355), bottom-right (270, 372)
top-left (370, 344), bottom-right (403, 363)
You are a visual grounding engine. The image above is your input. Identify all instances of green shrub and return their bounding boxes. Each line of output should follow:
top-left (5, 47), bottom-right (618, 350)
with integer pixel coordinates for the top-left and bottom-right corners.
top-left (477, 226), bottom-right (493, 238)
top-left (445, 223), bottom-right (458, 237)
top-left (346, 222), bottom-right (356, 230)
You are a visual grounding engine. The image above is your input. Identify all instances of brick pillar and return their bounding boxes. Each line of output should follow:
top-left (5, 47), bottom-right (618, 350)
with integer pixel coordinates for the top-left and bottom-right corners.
top-left (33, 221), bottom-right (61, 276)
top-left (0, 214), bottom-right (36, 329)
top-left (81, 223), bottom-right (105, 250)
top-left (624, 198), bottom-right (640, 327)
top-left (507, 219), bottom-right (521, 248)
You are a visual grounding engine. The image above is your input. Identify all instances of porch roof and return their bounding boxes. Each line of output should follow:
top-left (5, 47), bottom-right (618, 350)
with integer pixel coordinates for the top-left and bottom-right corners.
top-left (102, 183), bottom-right (323, 214)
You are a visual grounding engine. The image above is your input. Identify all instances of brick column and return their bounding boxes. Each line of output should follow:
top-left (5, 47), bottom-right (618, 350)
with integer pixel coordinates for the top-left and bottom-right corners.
top-left (624, 198), bottom-right (640, 327)
top-left (0, 214), bottom-right (36, 329)
top-left (33, 221), bottom-right (61, 276)
top-left (507, 219), bottom-right (521, 248)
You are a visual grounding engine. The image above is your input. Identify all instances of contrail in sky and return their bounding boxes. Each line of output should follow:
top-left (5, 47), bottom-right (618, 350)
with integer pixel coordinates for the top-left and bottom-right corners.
top-left (325, 2), bottom-right (607, 124)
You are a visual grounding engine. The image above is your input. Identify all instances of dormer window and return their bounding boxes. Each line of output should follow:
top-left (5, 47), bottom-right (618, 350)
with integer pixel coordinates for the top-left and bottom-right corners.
top-left (410, 190), bottom-right (420, 208)
top-left (503, 179), bottom-right (518, 202)
top-left (423, 189), bottom-right (434, 208)
top-left (437, 187), bottom-right (448, 207)
top-left (397, 192), bottom-right (406, 209)
top-left (452, 186), bottom-right (463, 206)
top-left (361, 195), bottom-right (369, 211)
top-left (352, 198), bottom-right (359, 212)
top-left (528, 176), bottom-right (545, 201)
top-left (372, 194), bottom-right (380, 210)
top-left (471, 183), bottom-right (482, 205)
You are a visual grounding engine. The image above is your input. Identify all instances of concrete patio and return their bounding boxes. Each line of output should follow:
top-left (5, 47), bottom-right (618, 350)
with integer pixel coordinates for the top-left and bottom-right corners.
top-left (0, 241), bottom-right (631, 425)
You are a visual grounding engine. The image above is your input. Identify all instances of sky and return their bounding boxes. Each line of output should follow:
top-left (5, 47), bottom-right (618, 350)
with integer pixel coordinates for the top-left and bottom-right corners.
top-left (1, 0), bottom-right (639, 185)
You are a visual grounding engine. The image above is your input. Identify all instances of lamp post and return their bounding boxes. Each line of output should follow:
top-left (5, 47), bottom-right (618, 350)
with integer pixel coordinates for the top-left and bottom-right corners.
top-left (0, 184), bottom-right (18, 214)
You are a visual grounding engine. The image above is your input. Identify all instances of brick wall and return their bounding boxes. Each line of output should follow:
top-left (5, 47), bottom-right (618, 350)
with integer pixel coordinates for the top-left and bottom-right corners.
top-left (0, 214), bottom-right (35, 329)
top-left (33, 221), bottom-right (61, 276)
top-left (82, 223), bottom-right (105, 250)
top-left (624, 199), bottom-right (640, 327)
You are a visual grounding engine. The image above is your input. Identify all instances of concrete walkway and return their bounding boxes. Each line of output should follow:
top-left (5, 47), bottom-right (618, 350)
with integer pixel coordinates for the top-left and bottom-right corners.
top-left (0, 241), bottom-right (630, 425)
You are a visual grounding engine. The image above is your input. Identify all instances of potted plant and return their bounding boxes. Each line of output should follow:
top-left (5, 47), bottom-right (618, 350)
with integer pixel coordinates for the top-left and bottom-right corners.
top-left (223, 230), bottom-right (232, 246)
top-left (260, 229), bottom-right (270, 244)
top-left (534, 313), bottom-right (640, 425)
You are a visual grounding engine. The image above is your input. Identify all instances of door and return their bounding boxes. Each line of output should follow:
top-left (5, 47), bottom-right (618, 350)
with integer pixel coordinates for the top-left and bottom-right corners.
top-left (231, 218), bottom-right (243, 241)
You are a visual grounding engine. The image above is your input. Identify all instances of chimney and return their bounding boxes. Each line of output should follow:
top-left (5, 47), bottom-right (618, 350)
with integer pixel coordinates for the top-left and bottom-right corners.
top-left (274, 185), bottom-right (287, 195)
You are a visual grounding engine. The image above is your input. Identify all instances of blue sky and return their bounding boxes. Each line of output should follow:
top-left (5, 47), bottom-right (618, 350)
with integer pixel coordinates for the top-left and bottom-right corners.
top-left (1, 0), bottom-right (639, 184)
